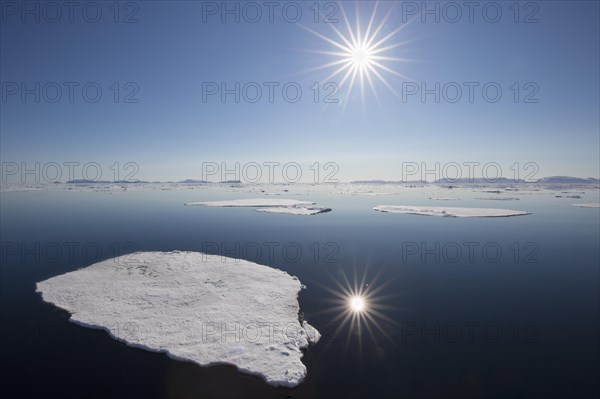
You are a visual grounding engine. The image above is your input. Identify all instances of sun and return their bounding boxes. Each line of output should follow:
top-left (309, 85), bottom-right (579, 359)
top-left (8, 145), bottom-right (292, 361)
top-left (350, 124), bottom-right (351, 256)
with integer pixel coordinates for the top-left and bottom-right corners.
top-left (350, 295), bottom-right (366, 312)
top-left (301, 1), bottom-right (414, 104)
top-left (351, 47), bottom-right (372, 68)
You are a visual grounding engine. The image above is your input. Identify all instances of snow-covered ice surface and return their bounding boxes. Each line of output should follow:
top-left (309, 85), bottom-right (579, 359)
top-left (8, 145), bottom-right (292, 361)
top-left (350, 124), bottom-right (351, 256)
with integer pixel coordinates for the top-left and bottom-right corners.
top-left (256, 207), bottom-right (331, 215)
top-left (185, 198), bottom-right (315, 207)
top-left (185, 198), bottom-right (332, 216)
top-left (374, 205), bottom-right (530, 218)
top-left (302, 321), bottom-right (321, 344)
top-left (571, 203), bottom-right (600, 208)
top-left (36, 251), bottom-right (320, 387)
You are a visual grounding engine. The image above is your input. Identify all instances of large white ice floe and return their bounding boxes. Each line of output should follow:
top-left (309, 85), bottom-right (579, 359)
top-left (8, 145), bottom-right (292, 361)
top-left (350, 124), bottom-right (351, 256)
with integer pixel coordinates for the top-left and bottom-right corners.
top-left (373, 205), bottom-right (530, 218)
top-left (256, 206), bottom-right (331, 215)
top-left (185, 198), bottom-right (331, 216)
top-left (185, 198), bottom-right (315, 207)
top-left (571, 203), bottom-right (600, 208)
top-left (36, 251), bottom-right (320, 387)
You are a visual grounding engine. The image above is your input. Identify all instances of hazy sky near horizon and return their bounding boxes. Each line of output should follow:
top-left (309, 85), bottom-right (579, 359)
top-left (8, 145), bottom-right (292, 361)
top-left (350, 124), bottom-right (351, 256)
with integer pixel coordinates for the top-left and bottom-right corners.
top-left (1, 1), bottom-right (599, 182)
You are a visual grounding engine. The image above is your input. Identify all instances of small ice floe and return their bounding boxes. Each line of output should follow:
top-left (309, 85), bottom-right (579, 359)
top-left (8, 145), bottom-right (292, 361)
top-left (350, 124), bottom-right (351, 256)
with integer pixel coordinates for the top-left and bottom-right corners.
top-left (373, 205), bottom-right (530, 218)
top-left (262, 192), bottom-right (306, 196)
top-left (256, 207), bottom-right (332, 215)
top-left (478, 189), bottom-right (503, 194)
top-left (185, 198), bottom-right (315, 207)
top-left (571, 203), bottom-right (600, 208)
top-left (335, 190), bottom-right (396, 196)
top-left (428, 197), bottom-right (460, 200)
top-left (36, 251), bottom-right (320, 387)
top-left (475, 197), bottom-right (520, 201)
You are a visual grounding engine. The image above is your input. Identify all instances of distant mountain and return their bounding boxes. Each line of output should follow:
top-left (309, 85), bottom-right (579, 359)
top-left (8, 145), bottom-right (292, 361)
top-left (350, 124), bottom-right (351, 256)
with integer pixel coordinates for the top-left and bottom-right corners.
top-left (66, 179), bottom-right (149, 184)
top-left (351, 180), bottom-right (426, 184)
top-left (434, 176), bottom-right (600, 184)
top-left (177, 179), bottom-right (211, 184)
top-left (62, 176), bottom-right (600, 185)
top-left (67, 179), bottom-right (105, 184)
top-left (534, 176), bottom-right (600, 184)
top-left (351, 180), bottom-right (398, 184)
top-left (434, 177), bottom-right (526, 184)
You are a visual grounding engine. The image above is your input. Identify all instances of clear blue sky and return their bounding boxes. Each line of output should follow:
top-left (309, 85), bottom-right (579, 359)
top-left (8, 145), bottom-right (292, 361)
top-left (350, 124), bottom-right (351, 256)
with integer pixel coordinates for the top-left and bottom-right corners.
top-left (1, 1), bottom-right (598, 181)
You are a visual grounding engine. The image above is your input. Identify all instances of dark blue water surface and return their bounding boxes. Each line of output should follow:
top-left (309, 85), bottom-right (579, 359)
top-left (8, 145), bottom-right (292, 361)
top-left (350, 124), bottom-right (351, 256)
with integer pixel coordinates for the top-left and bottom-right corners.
top-left (1, 188), bottom-right (599, 398)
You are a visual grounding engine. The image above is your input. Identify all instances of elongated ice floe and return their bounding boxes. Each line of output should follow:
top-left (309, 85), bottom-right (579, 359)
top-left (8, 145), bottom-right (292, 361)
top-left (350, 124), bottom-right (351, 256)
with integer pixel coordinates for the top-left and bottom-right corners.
top-left (475, 197), bottom-right (520, 201)
top-left (36, 251), bottom-right (320, 387)
top-left (374, 205), bottom-right (530, 217)
top-left (571, 203), bottom-right (600, 208)
top-left (185, 198), bottom-right (315, 207)
top-left (429, 197), bottom-right (460, 200)
top-left (256, 206), bottom-right (331, 215)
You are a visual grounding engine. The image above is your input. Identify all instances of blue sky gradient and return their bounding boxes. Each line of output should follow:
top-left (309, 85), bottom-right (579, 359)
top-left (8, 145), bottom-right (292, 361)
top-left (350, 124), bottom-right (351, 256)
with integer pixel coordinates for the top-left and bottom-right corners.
top-left (1, 1), bottom-right (598, 181)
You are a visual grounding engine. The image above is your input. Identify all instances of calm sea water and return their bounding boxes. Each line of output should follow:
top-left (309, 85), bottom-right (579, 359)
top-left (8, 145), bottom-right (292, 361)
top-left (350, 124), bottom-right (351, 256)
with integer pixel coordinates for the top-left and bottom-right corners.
top-left (1, 187), bottom-right (599, 398)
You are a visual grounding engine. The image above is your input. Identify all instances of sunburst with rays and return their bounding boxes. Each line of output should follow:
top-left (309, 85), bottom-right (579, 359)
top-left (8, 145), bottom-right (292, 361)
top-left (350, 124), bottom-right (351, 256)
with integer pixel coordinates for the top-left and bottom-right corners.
top-left (312, 264), bottom-right (402, 355)
top-left (302, 1), bottom-right (413, 105)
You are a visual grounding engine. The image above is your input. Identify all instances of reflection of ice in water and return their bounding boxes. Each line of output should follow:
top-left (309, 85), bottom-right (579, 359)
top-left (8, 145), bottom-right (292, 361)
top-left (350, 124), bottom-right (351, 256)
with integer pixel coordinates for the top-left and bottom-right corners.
top-left (37, 251), bottom-right (320, 387)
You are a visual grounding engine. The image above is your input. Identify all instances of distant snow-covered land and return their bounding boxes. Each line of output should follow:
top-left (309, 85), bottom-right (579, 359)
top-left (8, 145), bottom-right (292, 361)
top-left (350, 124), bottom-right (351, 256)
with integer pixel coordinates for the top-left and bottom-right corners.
top-left (2, 176), bottom-right (598, 194)
top-left (36, 251), bottom-right (320, 387)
